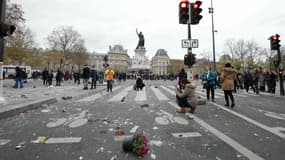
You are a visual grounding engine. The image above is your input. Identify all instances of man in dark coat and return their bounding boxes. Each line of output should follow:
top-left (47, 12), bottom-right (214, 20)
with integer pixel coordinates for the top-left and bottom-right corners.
top-left (82, 64), bottom-right (91, 90)
top-left (90, 65), bottom-right (98, 89)
top-left (56, 69), bottom-right (64, 86)
top-left (13, 66), bottom-right (23, 88)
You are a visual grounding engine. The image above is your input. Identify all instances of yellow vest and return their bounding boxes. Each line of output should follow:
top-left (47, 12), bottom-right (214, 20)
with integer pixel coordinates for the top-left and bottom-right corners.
top-left (105, 69), bottom-right (115, 80)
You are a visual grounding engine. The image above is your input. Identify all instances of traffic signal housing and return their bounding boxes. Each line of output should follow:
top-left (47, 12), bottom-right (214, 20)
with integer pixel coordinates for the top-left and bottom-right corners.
top-left (184, 54), bottom-right (190, 65)
top-left (273, 60), bottom-right (279, 68)
top-left (270, 34), bottom-right (281, 50)
top-left (0, 23), bottom-right (16, 37)
top-left (190, 53), bottom-right (197, 66)
top-left (179, 0), bottom-right (189, 24)
top-left (191, 1), bottom-right (203, 25)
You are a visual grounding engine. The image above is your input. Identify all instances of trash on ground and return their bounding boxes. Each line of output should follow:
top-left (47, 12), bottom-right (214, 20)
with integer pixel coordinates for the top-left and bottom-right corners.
top-left (96, 147), bottom-right (104, 153)
top-left (15, 141), bottom-right (25, 150)
top-left (130, 125), bottom-right (139, 133)
top-left (88, 117), bottom-right (99, 122)
top-left (42, 104), bottom-right (49, 107)
top-left (41, 109), bottom-right (51, 113)
top-left (150, 153), bottom-right (157, 159)
top-left (79, 156), bottom-right (83, 160)
top-left (115, 128), bottom-right (125, 136)
top-left (141, 104), bottom-right (149, 108)
top-left (102, 118), bottom-right (111, 123)
top-left (62, 96), bottom-right (72, 100)
top-left (75, 108), bottom-right (82, 111)
top-left (253, 133), bottom-right (259, 137)
top-left (110, 155), bottom-right (119, 160)
top-left (153, 126), bottom-right (159, 130)
top-left (100, 130), bottom-right (107, 134)
top-left (32, 136), bottom-right (48, 143)
top-left (149, 140), bottom-right (163, 147)
top-left (21, 94), bottom-right (28, 98)
top-left (121, 97), bottom-right (125, 102)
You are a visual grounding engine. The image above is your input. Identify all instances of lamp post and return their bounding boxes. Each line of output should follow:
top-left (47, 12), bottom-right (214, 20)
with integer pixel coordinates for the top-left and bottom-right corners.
top-left (209, 0), bottom-right (216, 71)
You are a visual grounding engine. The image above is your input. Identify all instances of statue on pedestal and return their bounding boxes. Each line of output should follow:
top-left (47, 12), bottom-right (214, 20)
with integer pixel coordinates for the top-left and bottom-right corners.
top-left (136, 28), bottom-right (145, 49)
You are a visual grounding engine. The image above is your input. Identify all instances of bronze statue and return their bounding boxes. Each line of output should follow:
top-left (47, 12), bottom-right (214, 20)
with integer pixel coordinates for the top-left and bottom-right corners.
top-left (136, 28), bottom-right (145, 49)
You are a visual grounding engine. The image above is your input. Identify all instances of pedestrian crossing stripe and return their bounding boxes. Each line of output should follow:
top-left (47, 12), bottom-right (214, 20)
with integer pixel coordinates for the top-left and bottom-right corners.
top-left (135, 88), bottom-right (147, 101)
top-left (0, 139), bottom-right (11, 146)
top-left (77, 86), bottom-right (121, 102)
top-left (150, 86), bottom-right (169, 101)
top-left (108, 86), bottom-right (133, 102)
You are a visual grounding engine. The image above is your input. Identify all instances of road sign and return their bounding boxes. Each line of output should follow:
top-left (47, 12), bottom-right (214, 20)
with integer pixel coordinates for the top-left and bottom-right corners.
top-left (181, 39), bottom-right (199, 48)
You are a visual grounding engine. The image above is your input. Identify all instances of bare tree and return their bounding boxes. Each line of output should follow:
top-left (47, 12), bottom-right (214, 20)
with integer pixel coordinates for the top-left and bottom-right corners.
top-left (71, 39), bottom-right (88, 68)
top-left (225, 38), bottom-right (236, 62)
top-left (47, 26), bottom-right (84, 63)
top-left (245, 40), bottom-right (260, 70)
top-left (234, 40), bottom-right (248, 70)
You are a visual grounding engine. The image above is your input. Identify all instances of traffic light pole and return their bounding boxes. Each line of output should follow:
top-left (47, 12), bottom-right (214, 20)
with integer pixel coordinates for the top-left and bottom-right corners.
top-left (187, 2), bottom-right (192, 68)
top-left (0, 0), bottom-right (6, 101)
top-left (277, 48), bottom-right (285, 96)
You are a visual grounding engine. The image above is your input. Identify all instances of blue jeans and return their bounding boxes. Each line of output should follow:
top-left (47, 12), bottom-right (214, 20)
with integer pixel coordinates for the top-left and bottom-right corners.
top-left (14, 77), bottom-right (23, 88)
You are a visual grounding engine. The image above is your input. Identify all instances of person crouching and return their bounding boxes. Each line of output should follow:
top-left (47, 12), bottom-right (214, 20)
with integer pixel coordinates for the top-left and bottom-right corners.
top-left (176, 78), bottom-right (197, 113)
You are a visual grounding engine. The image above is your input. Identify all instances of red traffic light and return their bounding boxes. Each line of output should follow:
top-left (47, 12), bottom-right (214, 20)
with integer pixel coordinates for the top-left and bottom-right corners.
top-left (272, 34), bottom-right (280, 40)
top-left (180, 0), bottom-right (189, 9)
top-left (193, 1), bottom-right (202, 9)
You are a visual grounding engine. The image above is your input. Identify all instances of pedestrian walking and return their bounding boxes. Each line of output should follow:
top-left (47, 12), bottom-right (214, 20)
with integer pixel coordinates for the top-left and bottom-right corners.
top-left (134, 74), bottom-right (145, 91)
top-left (74, 70), bottom-right (80, 85)
top-left (200, 67), bottom-right (216, 101)
top-left (56, 69), bottom-right (64, 86)
top-left (90, 65), bottom-right (98, 89)
top-left (243, 71), bottom-right (255, 93)
top-left (176, 78), bottom-right (197, 113)
top-left (221, 63), bottom-right (236, 108)
top-left (105, 66), bottom-right (115, 92)
top-left (82, 64), bottom-right (91, 90)
top-left (42, 68), bottom-right (49, 86)
top-left (13, 66), bottom-right (23, 88)
top-left (268, 71), bottom-right (277, 94)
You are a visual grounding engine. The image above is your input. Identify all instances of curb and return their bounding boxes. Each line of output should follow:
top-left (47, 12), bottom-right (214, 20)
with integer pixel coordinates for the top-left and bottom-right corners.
top-left (0, 97), bottom-right (57, 119)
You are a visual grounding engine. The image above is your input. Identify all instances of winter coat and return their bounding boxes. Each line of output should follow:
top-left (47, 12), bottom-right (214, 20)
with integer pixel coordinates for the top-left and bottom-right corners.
top-left (176, 82), bottom-right (197, 108)
top-left (221, 67), bottom-right (237, 91)
top-left (200, 71), bottom-right (216, 86)
top-left (82, 66), bottom-right (91, 79)
top-left (91, 68), bottom-right (98, 80)
top-left (105, 68), bottom-right (115, 81)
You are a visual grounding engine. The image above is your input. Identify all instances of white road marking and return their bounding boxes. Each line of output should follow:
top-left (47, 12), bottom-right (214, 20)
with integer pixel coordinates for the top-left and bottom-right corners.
top-left (78, 86), bottom-right (121, 102)
top-left (68, 118), bottom-right (88, 128)
top-left (0, 139), bottom-right (11, 146)
top-left (195, 90), bottom-right (222, 98)
top-left (210, 102), bottom-right (285, 139)
top-left (114, 135), bottom-right (133, 141)
top-left (161, 86), bottom-right (176, 96)
top-left (45, 137), bottom-right (82, 144)
top-left (172, 132), bottom-right (202, 138)
top-left (169, 101), bottom-right (265, 160)
top-left (151, 86), bottom-right (169, 101)
top-left (108, 86), bottom-right (133, 102)
top-left (134, 88), bottom-right (147, 101)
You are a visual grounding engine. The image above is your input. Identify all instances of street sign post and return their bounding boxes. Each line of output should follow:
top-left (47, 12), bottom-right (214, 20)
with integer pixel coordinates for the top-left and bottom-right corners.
top-left (182, 39), bottom-right (198, 48)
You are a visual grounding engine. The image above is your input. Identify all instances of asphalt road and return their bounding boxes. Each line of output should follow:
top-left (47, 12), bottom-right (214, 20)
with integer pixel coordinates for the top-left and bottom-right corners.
top-left (0, 80), bottom-right (284, 160)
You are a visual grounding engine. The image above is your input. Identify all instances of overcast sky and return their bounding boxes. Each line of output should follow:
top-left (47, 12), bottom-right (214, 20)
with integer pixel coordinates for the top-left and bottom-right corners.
top-left (11, 0), bottom-right (285, 59)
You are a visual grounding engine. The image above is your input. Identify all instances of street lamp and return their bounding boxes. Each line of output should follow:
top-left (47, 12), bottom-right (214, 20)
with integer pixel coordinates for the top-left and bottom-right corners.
top-left (209, 0), bottom-right (216, 71)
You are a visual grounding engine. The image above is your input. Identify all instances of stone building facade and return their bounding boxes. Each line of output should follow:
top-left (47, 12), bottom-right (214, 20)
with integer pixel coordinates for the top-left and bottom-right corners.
top-left (107, 45), bottom-right (131, 73)
top-left (151, 49), bottom-right (170, 75)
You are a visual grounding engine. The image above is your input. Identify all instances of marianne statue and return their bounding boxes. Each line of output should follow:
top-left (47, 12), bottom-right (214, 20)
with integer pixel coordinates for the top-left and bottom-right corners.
top-left (136, 28), bottom-right (145, 49)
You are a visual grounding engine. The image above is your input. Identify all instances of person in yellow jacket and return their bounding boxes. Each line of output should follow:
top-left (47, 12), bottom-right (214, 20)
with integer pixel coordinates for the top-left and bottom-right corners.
top-left (105, 66), bottom-right (115, 92)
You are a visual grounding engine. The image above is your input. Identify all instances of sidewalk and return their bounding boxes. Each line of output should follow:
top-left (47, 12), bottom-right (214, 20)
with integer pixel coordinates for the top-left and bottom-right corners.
top-left (0, 79), bottom-right (107, 119)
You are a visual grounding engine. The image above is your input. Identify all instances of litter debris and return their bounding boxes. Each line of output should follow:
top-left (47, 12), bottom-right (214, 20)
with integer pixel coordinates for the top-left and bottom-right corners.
top-left (21, 94), bottom-right (28, 98)
top-left (100, 130), bottom-right (107, 134)
top-left (62, 109), bottom-right (66, 113)
top-left (88, 117), bottom-right (99, 122)
top-left (42, 104), bottom-right (48, 107)
top-left (216, 157), bottom-right (222, 160)
top-left (62, 96), bottom-right (72, 100)
top-left (110, 155), bottom-right (119, 160)
top-left (121, 97), bottom-right (126, 102)
top-left (15, 141), bottom-right (25, 150)
top-left (32, 136), bottom-right (48, 143)
top-left (149, 140), bottom-right (163, 147)
top-left (130, 125), bottom-right (139, 133)
top-left (41, 109), bottom-right (51, 113)
top-left (152, 126), bottom-right (159, 130)
top-left (75, 108), bottom-right (82, 112)
top-left (237, 154), bottom-right (242, 158)
top-left (96, 147), bottom-right (104, 153)
top-left (102, 118), bottom-right (111, 123)
top-left (253, 133), bottom-right (259, 137)
top-left (115, 128), bottom-right (125, 136)
top-left (79, 156), bottom-right (83, 160)
top-left (150, 153), bottom-right (157, 159)
top-left (141, 104), bottom-right (149, 108)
